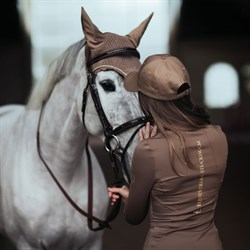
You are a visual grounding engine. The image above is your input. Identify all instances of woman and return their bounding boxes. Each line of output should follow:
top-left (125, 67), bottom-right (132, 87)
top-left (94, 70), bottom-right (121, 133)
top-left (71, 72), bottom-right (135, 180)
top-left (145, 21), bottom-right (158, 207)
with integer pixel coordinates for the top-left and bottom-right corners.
top-left (108, 54), bottom-right (228, 250)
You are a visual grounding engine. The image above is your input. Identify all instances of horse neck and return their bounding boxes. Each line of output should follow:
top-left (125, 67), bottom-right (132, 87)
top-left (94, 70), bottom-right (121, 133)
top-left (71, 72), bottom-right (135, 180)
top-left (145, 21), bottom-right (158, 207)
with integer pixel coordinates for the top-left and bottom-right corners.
top-left (39, 78), bottom-right (87, 181)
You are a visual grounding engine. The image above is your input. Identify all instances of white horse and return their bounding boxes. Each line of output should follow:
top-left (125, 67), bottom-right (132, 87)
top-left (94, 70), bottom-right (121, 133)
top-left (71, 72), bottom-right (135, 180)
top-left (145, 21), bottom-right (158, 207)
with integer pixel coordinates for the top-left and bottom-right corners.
top-left (0, 7), bottom-right (152, 250)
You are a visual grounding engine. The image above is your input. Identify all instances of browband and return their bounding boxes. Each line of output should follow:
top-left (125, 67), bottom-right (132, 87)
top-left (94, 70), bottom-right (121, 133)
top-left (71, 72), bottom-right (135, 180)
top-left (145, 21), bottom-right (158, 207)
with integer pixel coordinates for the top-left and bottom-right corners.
top-left (87, 48), bottom-right (140, 68)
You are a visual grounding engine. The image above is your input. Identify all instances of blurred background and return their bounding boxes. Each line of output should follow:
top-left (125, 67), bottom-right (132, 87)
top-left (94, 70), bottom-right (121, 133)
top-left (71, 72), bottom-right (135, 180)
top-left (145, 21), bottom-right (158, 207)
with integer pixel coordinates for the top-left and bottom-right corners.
top-left (0, 0), bottom-right (249, 249)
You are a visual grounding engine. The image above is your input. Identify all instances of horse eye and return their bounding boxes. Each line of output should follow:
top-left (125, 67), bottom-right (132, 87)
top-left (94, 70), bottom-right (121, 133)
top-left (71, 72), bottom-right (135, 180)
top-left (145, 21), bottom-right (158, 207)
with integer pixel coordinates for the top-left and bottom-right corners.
top-left (100, 79), bottom-right (116, 92)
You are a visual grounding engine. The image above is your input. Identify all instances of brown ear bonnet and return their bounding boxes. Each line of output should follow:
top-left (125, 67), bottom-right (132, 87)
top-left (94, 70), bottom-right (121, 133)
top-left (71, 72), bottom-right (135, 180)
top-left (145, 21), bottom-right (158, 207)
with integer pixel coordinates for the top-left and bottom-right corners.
top-left (81, 7), bottom-right (153, 76)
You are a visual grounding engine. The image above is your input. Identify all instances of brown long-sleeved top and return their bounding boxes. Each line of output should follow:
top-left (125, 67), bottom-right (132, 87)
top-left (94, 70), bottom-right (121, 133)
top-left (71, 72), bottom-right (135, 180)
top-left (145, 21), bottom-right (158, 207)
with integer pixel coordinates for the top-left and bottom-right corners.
top-left (125, 125), bottom-right (228, 250)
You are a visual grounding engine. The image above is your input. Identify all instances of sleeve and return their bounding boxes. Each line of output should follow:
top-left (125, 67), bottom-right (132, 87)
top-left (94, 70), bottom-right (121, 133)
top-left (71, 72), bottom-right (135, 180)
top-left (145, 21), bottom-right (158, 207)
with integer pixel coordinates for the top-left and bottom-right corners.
top-left (124, 140), bottom-right (155, 225)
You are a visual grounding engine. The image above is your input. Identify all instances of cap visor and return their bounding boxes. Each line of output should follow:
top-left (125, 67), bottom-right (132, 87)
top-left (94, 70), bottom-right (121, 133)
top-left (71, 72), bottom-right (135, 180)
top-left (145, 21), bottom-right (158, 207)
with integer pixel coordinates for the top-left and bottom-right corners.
top-left (124, 71), bottom-right (139, 92)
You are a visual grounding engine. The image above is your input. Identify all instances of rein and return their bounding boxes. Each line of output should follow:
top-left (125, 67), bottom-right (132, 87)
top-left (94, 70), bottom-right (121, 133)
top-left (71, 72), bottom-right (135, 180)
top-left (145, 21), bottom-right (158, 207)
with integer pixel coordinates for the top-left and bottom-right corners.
top-left (36, 102), bottom-right (111, 230)
top-left (36, 46), bottom-right (149, 232)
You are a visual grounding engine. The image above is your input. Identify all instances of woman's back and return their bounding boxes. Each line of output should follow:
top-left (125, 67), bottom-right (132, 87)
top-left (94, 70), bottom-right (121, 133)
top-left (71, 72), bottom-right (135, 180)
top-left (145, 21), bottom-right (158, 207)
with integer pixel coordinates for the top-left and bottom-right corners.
top-left (140, 125), bottom-right (228, 250)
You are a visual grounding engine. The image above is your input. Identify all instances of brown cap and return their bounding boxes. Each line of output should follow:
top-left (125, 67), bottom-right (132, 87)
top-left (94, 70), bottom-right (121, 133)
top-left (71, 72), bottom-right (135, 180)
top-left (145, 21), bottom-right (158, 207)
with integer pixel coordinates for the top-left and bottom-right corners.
top-left (124, 54), bottom-right (191, 100)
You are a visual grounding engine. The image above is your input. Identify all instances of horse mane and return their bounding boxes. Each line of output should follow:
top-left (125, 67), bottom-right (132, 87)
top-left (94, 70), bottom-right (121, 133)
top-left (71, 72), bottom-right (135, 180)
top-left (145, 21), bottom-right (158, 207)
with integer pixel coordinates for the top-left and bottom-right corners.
top-left (27, 39), bottom-right (86, 109)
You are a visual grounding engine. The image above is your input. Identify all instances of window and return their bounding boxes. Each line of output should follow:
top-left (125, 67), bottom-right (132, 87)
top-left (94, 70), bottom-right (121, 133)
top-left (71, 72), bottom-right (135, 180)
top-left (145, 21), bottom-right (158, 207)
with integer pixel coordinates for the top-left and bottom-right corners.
top-left (204, 62), bottom-right (239, 108)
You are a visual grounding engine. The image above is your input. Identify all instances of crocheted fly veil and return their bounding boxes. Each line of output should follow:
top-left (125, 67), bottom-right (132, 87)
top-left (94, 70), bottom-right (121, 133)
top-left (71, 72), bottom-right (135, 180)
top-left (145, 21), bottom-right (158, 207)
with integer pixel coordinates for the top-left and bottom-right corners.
top-left (81, 7), bottom-right (153, 76)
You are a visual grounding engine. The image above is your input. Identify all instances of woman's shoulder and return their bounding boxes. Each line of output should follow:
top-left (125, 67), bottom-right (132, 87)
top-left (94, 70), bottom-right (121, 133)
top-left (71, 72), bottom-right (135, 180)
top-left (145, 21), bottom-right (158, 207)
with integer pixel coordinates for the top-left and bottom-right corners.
top-left (136, 132), bottom-right (169, 153)
top-left (205, 124), bottom-right (228, 145)
top-left (203, 124), bottom-right (227, 140)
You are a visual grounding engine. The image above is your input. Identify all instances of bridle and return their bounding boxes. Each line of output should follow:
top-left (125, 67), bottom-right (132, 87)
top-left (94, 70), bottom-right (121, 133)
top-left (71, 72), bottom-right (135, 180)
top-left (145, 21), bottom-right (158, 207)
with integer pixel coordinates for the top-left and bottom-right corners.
top-left (82, 47), bottom-right (150, 183)
top-left (36, 45), bottom-right (150, 232)
top-left (81, 46), bottom-right (151, 229)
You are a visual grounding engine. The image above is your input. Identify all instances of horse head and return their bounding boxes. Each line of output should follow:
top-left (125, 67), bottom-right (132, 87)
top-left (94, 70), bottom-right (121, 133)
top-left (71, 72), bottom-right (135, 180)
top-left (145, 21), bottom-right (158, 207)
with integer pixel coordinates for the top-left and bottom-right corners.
top-left (79, 7), bottom-right (153, 180)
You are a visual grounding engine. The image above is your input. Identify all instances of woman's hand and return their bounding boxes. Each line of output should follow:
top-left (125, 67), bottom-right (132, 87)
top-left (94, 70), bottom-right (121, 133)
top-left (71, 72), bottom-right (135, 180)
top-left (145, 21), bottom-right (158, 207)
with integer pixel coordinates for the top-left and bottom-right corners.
top-left (108, 186), bottom-right (129, 205)
top-left (139, 122), bottom-right (157, 141)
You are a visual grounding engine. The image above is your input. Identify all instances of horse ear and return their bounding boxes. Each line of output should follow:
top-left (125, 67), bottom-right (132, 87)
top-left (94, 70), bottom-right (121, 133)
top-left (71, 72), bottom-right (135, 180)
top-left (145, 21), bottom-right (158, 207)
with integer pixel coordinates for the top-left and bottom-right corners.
top-left (127, 12), bottom-right (154, 48)
top-left (81, 7), bottom-right (105, 49)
